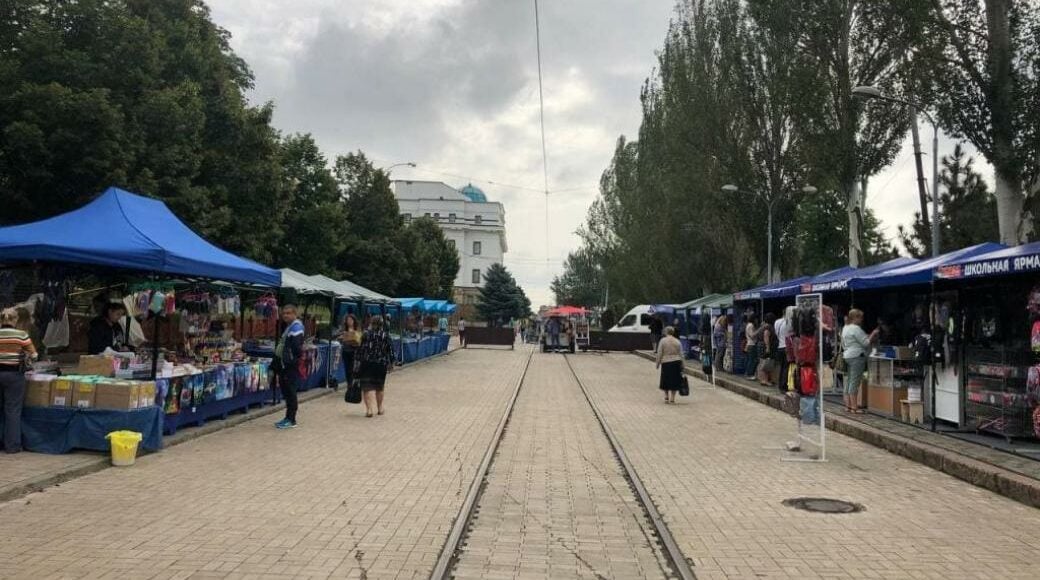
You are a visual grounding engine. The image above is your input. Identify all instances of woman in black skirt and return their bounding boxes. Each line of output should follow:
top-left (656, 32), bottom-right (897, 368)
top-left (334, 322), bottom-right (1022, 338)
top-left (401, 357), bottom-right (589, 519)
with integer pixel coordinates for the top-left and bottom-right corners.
top-left (656, 326), bottom-right (684, 404)
top-left (355, 315), bottom-right (397, 418)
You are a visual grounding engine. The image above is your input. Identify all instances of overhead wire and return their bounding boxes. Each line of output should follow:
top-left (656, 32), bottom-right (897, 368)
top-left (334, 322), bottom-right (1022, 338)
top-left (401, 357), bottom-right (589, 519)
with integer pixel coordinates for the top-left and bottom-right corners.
top-left (533, 0), bottom-right (551, 262)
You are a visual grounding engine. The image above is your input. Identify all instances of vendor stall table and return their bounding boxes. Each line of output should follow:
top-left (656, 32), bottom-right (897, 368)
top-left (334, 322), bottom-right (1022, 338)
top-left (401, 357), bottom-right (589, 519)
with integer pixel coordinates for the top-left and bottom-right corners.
top-left (1, 406), bottom-right (163, 455)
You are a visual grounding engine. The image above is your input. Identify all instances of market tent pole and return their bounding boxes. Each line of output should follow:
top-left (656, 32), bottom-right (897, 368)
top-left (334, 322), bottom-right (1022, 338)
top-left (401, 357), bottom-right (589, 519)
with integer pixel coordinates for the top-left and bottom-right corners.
top-left (326, 293), bottom-right (336, 390)
top-left (930, 278), bottom-right (938, 432)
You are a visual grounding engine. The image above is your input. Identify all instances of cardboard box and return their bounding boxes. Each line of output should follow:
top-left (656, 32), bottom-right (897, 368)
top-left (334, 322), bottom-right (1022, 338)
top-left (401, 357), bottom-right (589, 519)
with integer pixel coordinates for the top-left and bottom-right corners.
top-left (25, 376), bottom-right (55, 407)
top-left (74, 355), bottom-right (116, 378)
top-left (94, 381), bottom-right (139, 411)
top-left (50, 377), bottom-right (75, 407)
top-left (71, 378), bottom-right (98, 409)
top-left (136, 381), bottom-right (157, 408)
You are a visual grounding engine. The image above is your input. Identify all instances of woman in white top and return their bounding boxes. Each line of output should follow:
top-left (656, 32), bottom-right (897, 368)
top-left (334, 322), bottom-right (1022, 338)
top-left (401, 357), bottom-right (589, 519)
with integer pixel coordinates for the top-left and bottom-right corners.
top-left (841, 308), bottom-right (878, 414)
top-left (656, 326), bottom-right (685, 404)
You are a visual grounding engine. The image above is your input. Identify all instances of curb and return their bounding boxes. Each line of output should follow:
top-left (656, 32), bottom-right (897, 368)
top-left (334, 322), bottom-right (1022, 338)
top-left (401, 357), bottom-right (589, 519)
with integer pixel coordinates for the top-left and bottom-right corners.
top-left (632, 351), bottom-right (1040, 509)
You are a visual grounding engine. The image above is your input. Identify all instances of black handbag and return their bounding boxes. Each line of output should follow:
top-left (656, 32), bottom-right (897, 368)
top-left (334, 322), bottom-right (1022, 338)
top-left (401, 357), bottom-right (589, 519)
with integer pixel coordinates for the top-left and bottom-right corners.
top-left (344, 380), bottom-right (362, 404)
top-left (679, 375), bottom-right (690, 397)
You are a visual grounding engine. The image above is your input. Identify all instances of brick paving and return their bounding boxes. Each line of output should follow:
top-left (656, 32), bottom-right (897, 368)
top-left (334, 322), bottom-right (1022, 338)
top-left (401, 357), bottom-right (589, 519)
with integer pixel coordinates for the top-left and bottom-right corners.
top-left (0, 451), bottom-right (106, 500)
top-left (453, 352), bottom-right (673, 580)
top-left (0, 347), bottom-right (527, 580)
top-left (568, 353), bottom-right (1040, 580)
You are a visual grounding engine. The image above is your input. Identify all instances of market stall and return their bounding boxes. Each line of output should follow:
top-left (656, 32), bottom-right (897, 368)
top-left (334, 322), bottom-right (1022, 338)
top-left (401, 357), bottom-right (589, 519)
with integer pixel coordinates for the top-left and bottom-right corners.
top-left (0, 187), bottom-right (283, 453)
top-left (931, 242), bottom-right (1040, 442)
top-left (393, 298), bottom-right (454, 361)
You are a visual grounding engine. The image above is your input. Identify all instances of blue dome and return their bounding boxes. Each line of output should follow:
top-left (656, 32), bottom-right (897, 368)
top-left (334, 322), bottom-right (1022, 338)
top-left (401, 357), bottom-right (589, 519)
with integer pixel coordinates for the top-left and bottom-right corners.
top-left (459, 184), bottom-right (488, 203)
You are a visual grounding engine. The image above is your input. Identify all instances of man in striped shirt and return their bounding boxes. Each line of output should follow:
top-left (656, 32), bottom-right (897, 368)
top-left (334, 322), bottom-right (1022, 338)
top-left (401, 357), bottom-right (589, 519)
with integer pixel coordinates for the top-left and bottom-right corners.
top-left (1, 308), bottom-right (37, 453)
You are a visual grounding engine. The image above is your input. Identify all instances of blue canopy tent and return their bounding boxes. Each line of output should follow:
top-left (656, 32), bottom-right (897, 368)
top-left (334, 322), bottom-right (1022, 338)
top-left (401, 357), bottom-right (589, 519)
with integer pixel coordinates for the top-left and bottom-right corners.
top-left (849, 243), bottom-right (1005, 290)
top-left (933, 241), bottom-right (1040, 281)
top-left (733, 276), bottom-right (812, 302)
top-left (0, 187), bottom-right (281, 286)
top-left (801, 257), bottom-right (917, 293)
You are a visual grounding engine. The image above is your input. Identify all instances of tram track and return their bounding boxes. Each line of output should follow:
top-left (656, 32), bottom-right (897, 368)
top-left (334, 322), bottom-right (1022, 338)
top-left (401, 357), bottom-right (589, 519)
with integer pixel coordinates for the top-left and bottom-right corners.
top-left (430, 348), bottom-right (696, 580)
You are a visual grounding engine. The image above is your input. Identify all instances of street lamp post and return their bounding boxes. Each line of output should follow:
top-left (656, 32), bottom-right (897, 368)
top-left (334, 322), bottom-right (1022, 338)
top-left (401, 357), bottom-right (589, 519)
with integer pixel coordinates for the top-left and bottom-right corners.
top-left (722, 184), bottom-right (817, 284)
top-left (852, 86), bottom-right (940, 257)
top-left (385, 162), bottom-right (417, 175)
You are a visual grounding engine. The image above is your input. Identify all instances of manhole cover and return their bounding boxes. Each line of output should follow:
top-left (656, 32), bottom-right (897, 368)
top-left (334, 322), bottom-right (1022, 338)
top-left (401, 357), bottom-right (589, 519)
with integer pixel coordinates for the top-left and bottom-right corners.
top-left (782, 497), bottom-right (864, 514)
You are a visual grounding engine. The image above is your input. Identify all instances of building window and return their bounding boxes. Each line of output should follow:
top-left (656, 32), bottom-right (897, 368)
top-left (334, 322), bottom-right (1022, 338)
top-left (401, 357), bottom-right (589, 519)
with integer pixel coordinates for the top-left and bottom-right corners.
top-left (424, 212), bottom-right (431, 218)
top-left (475, 215), bottom-right (483, 225)
top-left (434, 212), bottom-right (440, 220)
top-left (472, 269), bottom-right (481, 284)
top-left (473, 241), bottom-right (482, 255)
top-left (403, 213), bottom-right (411, 224)
top-left (449, 213), bottom-right (456, 223)
top-left (447, 239), bottom-right (455, 250)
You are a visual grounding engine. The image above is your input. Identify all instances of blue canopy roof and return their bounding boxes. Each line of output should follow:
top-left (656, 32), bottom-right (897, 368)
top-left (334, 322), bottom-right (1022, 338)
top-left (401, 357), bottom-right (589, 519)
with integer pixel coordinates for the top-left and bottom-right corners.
top-left (0, 187), bottom-right (281, 286)
top-left (397, 298), bottom-right (424, 310)
top-left (734, 276), bottom-right (812, 301)
top-left (850, 242), bottom-right (1005, 290)
top-left (934, 241), bottom-right (1040, 280)
top-left (759, 268), bottom-right (857, 299)
top-left (802, 257), bottom-right (917, 293)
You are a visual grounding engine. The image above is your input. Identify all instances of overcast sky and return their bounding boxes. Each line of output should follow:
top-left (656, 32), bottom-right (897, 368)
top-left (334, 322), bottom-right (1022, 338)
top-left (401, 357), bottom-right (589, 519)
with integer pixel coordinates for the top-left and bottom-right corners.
top-left (210, 0), bottom-right (991, 307)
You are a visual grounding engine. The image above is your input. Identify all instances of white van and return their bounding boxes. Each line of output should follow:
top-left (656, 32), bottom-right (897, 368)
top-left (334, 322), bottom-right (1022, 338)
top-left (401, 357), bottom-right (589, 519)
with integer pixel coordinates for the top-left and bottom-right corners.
top-left (608, 305), bottom-right (656, 333)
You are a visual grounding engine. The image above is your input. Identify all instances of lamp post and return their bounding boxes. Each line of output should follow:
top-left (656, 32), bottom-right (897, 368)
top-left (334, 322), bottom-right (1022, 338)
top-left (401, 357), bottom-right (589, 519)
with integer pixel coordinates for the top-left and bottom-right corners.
top-left (723, 184), bottom-right (817, 284)
top-left (385, 162), bottom-right (417, 175)
top-left (852, 85), bottom-right (940, 257)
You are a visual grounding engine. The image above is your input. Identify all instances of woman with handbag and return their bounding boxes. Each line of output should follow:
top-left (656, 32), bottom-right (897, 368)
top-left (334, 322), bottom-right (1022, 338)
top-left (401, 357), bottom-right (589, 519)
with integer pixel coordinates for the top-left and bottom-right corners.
top-left (339, 314), bottom-right (361, 390)
top-left (0, 308), bottom-right (38, 453)
top-left (355, 315), bottom-right (397, 418)
top-left (656, 326), bottom-right (685, 404)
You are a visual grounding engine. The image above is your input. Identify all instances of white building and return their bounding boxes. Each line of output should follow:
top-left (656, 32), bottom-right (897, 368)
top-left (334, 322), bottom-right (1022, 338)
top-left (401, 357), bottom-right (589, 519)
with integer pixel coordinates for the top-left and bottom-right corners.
top-left (391, 180), bottom-right (507, 309)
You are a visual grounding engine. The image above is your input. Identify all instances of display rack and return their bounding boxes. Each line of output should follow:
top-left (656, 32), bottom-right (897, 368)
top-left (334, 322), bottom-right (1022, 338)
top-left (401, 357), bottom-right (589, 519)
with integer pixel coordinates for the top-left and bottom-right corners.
top-left (867, 351), bottom-right (924, 417)
top-left (964, 346), bottom-right (1034, 441)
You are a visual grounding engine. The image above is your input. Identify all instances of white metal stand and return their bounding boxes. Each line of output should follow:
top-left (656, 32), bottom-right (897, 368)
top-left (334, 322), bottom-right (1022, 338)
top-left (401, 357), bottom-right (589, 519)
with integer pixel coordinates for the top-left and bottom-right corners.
top-left (781, 293), bottom-right (827, 463)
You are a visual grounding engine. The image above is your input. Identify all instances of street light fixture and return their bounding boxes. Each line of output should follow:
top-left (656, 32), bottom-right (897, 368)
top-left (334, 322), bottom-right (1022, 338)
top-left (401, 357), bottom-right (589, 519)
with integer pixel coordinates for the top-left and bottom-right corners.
top-left (723, 183), bottom-right (817, 284)
top-left (852, 85), bottom-right (940, 257)
top-left (385, 162), bottom-right (417, 175)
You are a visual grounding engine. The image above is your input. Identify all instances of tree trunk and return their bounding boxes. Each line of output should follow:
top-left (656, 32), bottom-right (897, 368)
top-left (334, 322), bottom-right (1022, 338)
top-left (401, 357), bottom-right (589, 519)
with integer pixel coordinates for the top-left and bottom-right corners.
top-left (994, 170), bottom-right (1027, 244)
top-left (846, 180), bottom-right (863, 267)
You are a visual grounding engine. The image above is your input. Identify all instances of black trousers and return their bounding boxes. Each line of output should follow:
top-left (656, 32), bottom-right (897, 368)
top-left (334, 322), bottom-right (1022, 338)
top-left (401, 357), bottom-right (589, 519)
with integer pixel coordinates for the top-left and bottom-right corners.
top-left (280, 369), bottom-right (300, 423)
top-left (0, 370), bottom-right (25, 452)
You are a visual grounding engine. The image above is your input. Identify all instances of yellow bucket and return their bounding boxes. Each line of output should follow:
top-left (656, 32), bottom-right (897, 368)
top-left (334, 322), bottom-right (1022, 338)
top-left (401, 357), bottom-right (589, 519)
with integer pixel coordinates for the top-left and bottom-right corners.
top-left (105, 431), bottom-right (143, 466)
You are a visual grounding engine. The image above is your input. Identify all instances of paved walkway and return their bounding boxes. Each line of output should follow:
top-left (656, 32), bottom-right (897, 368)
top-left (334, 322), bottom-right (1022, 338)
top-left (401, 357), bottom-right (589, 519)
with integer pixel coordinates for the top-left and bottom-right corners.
top-left (569, 353), bottom-right (1040, 580)
top-left (0, 348), bottom-right (527, 580)
top-left (453, 353), bottom-right (672, 580)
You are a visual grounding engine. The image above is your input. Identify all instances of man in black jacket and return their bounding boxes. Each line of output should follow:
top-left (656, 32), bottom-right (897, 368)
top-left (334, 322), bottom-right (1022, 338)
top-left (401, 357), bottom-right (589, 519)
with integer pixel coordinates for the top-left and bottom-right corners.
top-left (275, 304), bottom-right (305, 429)
top-left (649, 315), bottom-right (664, 353)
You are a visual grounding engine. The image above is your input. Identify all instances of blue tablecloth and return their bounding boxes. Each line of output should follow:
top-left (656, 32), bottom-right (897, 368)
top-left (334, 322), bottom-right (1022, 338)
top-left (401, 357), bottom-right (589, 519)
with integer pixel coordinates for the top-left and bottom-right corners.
top-left (0, 406), bottom-right (164, 455)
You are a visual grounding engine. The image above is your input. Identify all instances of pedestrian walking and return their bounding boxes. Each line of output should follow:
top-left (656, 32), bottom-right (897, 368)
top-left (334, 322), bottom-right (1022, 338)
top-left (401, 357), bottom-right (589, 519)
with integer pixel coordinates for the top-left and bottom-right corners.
top-left (340, 314), bottom-right (361, 389)
top-left (458, 317), bottom-right (467, 347)
top-left (712, 314), bottom-right (729, 371)
top-left (842, 309), bottom-right (877, 414)
top-left (743, 314), bottom-right (759, 379)
top-left (649, 315), bottom-right (664, 353)
top-left (355, 315), bottom-right (397, 418)
top-left (274, 304), bottom-right (304, 429)
top-left (0, 308), bottom-right (37, 453)
top-left (656, 326), bottom-right (684, 404)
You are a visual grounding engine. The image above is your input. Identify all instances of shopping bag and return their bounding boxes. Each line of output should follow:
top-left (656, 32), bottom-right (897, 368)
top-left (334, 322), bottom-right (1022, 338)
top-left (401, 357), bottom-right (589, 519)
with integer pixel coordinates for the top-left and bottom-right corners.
top-left (344, 380), bottom-right (362, 404)
top-left (799, 366), bottom-right (818, 397)
top-left (679, 376), bottom-right (690, 397)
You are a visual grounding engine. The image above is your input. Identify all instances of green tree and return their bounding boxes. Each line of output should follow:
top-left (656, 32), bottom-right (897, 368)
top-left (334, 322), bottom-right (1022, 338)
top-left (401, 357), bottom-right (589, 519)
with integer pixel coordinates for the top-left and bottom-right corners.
top-left (898, 144), bottom-right (999, 257)
top-left (476, 263), bottom-right (530, 326)
top-left (333, 151), bottom-right (406, 294)
top-left (550, 248), bottom-right (604, 307)
top-left (793, 189), bottom-right (898, 274)
top-left (0, 0), bottom-right (288, 262)
top-left (915, 0), bottom-right (1040, 244)
top-left (761, 0), bottom-right (926, 266)
top-left (275, 133), bottom-right (344, 275)
top-left (398, 217), bottom-right (460, 299)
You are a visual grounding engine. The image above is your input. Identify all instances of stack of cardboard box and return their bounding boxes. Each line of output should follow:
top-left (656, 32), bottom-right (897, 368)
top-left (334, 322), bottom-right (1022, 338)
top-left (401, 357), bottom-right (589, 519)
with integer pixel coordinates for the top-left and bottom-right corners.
top-left (24, 374), bottom-right (156, 411)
